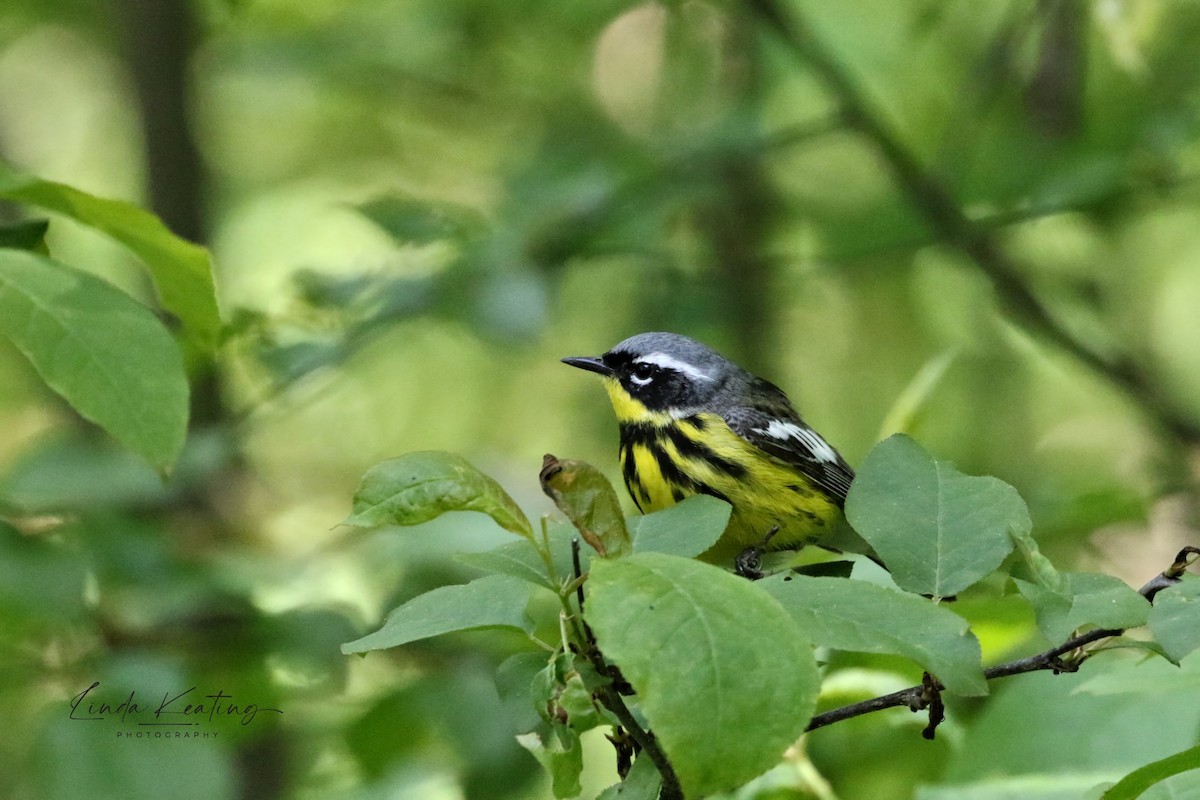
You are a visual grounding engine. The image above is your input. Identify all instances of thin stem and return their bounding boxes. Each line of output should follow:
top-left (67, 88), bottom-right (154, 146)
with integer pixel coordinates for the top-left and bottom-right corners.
top-left (593, 680), bottom-right (684, 800)
top-left (564, 538), bottom-right (682, 797)
top-left (806, 549), bottom-right (1194, 733)
top-left (539, 516), bottom-right (560, 587)
top-left (805, 625), bottom-right (1116, 732)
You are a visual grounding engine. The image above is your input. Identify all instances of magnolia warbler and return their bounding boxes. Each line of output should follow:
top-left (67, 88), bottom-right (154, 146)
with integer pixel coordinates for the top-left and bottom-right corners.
top-left (563, 332), bottom-right (855, 567)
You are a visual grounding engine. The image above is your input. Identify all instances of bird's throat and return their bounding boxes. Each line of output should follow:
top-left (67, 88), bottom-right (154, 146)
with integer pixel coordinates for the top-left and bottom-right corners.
top-left (601, 378), bottom-right (675, 425)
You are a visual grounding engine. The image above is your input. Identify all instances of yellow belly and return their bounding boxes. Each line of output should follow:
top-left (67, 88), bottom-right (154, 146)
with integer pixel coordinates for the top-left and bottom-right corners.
top-left (617, 411), bottom-right (842, 563)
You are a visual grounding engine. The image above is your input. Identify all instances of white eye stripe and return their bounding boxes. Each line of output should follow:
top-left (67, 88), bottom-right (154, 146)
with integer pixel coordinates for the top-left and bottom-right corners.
top-left (753, 419), bottom-right (840, 464)
top-left (636, 352), bottom-right (714, 382)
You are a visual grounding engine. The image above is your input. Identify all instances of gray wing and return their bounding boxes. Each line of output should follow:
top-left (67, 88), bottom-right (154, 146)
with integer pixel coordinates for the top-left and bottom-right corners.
top-left (722, 378), bottom-right (855, 506)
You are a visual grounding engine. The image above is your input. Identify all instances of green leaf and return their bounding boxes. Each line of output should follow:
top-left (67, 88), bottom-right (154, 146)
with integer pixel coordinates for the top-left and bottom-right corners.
top-left (357, 194), bottom-right (484, 245)
top-left (516, 730), bottom-right (583, 799)
top-left (456, 519), bottom-right (588, 590)
top-left (1141, 769), bottom-right (1200, 799)
top-left (33, 713), bottom-right (236, 800)
top-left (878, 349), bottom-right (957, 438)
top-left (0, 219), bottom-right (49, 251)
top-left (0, 164), bottom-right (221, 356)
top-left (456, 540), bottom-right (555, 590)
top-left (343, 451), bottom-right (532, 539)
top-left (1073, 651), bottom-right (1200, 697)
top-left (0, 249), bottom-right (188, 471)
top-left (917, 774), bottom-right (1127, 800)
top-left (530, 652), bottom-right (611, 734)
top-left (540, 455), bottom-right (631, 558)
top-left (630, 494), bottom-right (731, 558)
top-left (1101, 745), bottom-right (1200, 800)
top-left (585, 553), bottom-right (818, 797)
top-left (1009, 513), bottom-right (1066, 593)
top-left (1016, 573), bottom-right (1150, 643)
top-left (1148, 578), bottom-right (1200, 663)
top-left (340, 575), bottom-right (533, 654)
top-left (557, 668), bottom-right (604, 733)
top-left (761, 574), bottom-right (987, 695)
top-left (845, 434), bottom-right (1023, 597)
top-left (596, 754), bottom-right (662, 800)
top-left (944, 656), bottom-right (1200, 782)
top-left (0, 521), bottom-right (88, 625)
top-left (0, 432), bottom-right (167, 513)
top-left (495, 652), bottom-right (549, 736)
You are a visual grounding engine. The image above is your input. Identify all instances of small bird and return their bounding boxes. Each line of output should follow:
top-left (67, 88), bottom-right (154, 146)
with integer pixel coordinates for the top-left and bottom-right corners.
top-left (563, 332), bottom-right (856, 567)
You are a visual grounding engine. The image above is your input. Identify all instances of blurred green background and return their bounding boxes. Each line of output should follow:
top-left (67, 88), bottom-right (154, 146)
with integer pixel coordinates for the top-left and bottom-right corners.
top-left (1, 0), bottom-right (1199, 797)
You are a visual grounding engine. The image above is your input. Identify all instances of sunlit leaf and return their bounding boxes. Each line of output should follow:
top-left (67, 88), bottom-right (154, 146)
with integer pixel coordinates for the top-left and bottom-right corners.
top-left (344, 451), bottom-right (532, 539)
top-left (585, 553), bottom-right (817, 797)
top-left (341, 575), bottom-right (533, 654)
top-left (540, 455), bottom-right (630, 558)
top-left (0, 250), bottom-right (188, 471)
top-left (630, 494), bottom-right (730, 558)
top-left (846, 434), bottom-right (1023, 597)
top-left (761, 575), bottom-right (987, 695)
top-left (0, 164), bottom-right (221, 356)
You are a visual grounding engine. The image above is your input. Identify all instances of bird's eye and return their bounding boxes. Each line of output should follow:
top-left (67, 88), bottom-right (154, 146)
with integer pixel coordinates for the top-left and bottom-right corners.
top-left (629, 363), bottom-right (655, 386)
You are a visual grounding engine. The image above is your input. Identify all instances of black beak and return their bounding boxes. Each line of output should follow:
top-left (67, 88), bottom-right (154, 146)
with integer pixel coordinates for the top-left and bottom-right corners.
top-left (561, 356), bottom-right (615, 377)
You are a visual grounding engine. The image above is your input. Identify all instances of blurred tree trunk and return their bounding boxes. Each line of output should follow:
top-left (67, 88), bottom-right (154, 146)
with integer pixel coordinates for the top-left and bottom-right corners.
top-left (698, 11), bottom-right (778, 372)
top-left (117, 0), bottom-right (205, 243)
top-left (116, 0), bottom-right (227, 428)
top-left (113, 13), bottom-right (288, 800)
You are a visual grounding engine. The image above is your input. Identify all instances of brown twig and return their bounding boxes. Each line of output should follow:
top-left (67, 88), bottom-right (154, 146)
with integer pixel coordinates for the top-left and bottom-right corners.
top-left (805, 548), bottom-right (1197, 733)
top-left (571, 538), bottom-right (684, 799)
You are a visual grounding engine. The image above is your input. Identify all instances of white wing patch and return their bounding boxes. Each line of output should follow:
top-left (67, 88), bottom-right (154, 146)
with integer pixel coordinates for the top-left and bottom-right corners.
top-left (754, 419), bottom-right (840, 464)
top-left (637, 352), bottom-right (714, 382)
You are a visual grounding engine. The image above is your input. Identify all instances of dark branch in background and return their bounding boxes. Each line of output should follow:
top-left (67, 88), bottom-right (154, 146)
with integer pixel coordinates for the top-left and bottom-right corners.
top-left (806, 547), bottom-right (1200, 735)
top-left (743, 0), bottom-right (1200, 446)
top-left (700, 8), bottom-right (778, 371)
top-left (119, 0), bottom-right (204, 243)
top-left (119, 0), bottom-right (232, 432)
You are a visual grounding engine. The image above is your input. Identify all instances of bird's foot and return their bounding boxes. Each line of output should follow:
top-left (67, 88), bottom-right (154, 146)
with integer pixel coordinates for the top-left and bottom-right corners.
top-left (733, 525), bottom-right (782, 580)
top-left (734, 547), bottom-right (764, 580)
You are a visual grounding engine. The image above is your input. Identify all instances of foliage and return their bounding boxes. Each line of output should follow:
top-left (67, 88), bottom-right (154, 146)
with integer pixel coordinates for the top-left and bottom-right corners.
top-left (3, 0), bottom-right (1200, 798)
top-left (0, 248), bottom-right (189, 471)
top-left (0, 164), bottom-right (221, 359)
top-left (337, 446), bottom-right (1198, 798)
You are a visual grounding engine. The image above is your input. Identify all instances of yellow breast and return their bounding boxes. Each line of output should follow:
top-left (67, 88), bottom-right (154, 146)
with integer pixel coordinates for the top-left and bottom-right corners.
top-left (603, 378), bottom-right (841, 563)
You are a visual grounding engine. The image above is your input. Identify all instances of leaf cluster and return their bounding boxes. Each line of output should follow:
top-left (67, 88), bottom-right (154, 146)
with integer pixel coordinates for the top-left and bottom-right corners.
top-left (0, 163), bottom-right (222, 473)
top-left (340, 438), bottom-right (1200, 798)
